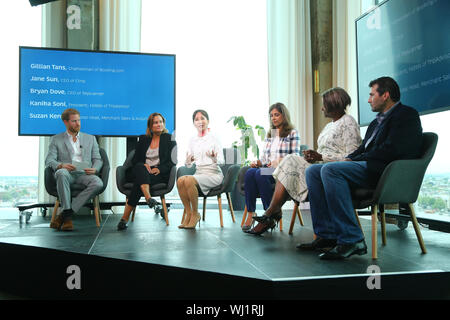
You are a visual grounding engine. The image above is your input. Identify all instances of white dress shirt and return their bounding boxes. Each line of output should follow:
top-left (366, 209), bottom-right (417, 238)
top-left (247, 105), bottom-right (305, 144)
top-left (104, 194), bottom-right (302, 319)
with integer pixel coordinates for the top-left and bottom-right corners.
top-left (66, 131), bottom-right (83, 162)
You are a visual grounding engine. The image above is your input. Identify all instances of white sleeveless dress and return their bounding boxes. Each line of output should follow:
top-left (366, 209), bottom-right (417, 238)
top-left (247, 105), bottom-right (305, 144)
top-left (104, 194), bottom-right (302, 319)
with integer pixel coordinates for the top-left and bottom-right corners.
top-left (186, 132), bottom-right (224, 195)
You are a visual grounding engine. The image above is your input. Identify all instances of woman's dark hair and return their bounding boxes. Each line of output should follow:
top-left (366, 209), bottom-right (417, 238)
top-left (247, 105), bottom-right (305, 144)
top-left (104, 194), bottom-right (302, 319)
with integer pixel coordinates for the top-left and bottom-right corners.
top-left (192, 109), bottom-right (209, 122)
top-left (369, 76), bottom-right (401, 102)
top-left (146, 112), bottom-right (168, 137)
top-left (321, 87), bottom-right (351, 114)
top-left (267, 102), bottom-right (295, 138)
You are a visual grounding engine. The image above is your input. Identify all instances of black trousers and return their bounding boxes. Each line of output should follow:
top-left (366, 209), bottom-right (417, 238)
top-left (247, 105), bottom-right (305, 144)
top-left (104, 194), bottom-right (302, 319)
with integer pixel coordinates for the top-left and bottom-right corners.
top-left (127, 163), bottom-right (166, 207)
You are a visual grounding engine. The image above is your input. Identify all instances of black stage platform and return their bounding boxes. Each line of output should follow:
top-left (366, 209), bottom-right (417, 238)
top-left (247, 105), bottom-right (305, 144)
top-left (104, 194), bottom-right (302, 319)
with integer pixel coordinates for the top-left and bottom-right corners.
top-left (0, 206), bottom-right (449, 300)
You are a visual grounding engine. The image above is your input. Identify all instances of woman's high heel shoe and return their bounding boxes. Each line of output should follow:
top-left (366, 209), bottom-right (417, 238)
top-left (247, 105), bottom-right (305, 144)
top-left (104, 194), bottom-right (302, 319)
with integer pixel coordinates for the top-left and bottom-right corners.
top-left (184, 212), bottom-right (201, 229)
top-left (253, 210), bottom-right (282, 223)
top-left (146, 197), bottom-right (158, 209)
top-left (242, 212), bottom-right (257, 232)
top-left (245, 219), bottom-right (276, 236)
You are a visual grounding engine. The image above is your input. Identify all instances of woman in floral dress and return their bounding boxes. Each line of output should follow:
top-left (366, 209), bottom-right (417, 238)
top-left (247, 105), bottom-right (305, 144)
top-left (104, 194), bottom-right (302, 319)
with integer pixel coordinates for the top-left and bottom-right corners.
top-left (248, 87), bottom-right (362, 235)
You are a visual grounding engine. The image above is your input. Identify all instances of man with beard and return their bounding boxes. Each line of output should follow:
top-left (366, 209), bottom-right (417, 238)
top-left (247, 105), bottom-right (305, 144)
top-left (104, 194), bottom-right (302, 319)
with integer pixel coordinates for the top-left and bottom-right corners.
top-left (45, 108), bottom-right (103, 231)
top-left (300, 77), bottom-right (423, 259)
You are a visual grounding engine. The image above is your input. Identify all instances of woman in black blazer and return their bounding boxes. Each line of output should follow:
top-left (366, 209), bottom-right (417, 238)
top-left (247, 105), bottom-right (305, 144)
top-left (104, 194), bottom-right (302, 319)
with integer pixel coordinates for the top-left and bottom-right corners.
top-left (118, 113), bottom-right (177, 230)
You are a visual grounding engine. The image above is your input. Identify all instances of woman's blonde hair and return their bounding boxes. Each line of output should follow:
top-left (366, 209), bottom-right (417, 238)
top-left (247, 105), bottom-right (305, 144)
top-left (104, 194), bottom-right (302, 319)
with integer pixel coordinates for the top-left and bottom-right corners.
top-left (267, 102), bottom-right (295, 138)
top-left (146, 112), bottom-right (168, 137)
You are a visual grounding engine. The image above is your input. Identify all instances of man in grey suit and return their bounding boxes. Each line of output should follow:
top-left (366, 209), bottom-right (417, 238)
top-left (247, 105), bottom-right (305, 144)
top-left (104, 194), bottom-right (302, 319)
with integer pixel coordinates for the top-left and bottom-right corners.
top-left (45, 108), bottom-right (103, 231)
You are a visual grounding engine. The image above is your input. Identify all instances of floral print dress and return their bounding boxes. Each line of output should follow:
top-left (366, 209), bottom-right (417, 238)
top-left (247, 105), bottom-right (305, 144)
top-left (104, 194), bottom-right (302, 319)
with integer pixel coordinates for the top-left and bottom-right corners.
top-left (273, 114), bottom-right (362, 202)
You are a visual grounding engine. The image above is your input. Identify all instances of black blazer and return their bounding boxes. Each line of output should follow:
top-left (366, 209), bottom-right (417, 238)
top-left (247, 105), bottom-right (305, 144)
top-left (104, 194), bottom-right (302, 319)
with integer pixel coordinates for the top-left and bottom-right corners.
top-left (128, 133), bottom-right (177, 182)
top-left (348, 103), bottom-right (423, 186)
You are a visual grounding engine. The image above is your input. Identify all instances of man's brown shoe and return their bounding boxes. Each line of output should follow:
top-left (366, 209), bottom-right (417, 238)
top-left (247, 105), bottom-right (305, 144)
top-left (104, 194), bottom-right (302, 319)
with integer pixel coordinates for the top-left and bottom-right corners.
top-left (60, 219), bottom-right (74, 231)
top-left (50, 215), bottom-right (64, 230)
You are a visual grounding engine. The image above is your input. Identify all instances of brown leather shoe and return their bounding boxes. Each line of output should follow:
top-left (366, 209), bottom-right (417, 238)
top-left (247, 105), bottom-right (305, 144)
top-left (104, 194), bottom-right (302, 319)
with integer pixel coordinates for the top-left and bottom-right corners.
top-left (60, 218), bottom-right (74, 231)
top-left (50, 215), bottom-right (64, 230)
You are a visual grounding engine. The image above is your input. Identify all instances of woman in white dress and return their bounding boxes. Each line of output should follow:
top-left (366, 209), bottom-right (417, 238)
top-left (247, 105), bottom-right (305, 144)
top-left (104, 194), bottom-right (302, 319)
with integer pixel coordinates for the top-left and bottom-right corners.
top-left (177, 109), bottom-right (224, 229)
top-left (249, 87), bottom-right (362, 235)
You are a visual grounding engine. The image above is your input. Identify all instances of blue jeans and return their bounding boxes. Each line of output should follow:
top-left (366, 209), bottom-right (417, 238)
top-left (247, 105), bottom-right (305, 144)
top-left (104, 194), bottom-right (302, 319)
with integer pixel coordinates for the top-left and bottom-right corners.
top-left (305, 161), bottom-right (371, 244)
top-left (244, 168), bottom-right (275, 212)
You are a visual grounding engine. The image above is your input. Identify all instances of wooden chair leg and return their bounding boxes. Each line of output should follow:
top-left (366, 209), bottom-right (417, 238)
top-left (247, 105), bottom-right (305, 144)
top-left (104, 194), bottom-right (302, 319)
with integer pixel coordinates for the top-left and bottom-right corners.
top-left (217, 195), bottom-right (224, 228)
top-left (409, 203), bottom-right (427, 254)
top-left (94, 196), bottom-right (101, 227)
top-left (161, 196), bottom-right (169, 226)
top-left (380, 205), bottom-right (387, 245)
top-left (202, 197), bottom-right (207, 221)
top-left (226, 193), bottom-right (236, 223)
top-left (279, 215), bottom-right (283, 231)
top-left (240, 205), bottom-right (248, 227)
top-left (354, 209), bottom-right (364, 236)
top-left (297, 206), bottom-right (304, 226)
top-left (289, 202), bottom-right (304, 235)
top-left (127, 198), bottom-right (137, 222)
top-left (51, 199), bottom-right (60, 223)
top-left (289, 202), bottom-right (297, 235)
top-left (371, 204), bottom-right (378, 260)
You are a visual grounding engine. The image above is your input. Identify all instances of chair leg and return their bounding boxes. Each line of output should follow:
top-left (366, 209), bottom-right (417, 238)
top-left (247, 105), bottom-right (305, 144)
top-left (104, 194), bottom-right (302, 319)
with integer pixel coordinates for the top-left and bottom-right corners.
top-left (289, 205), bottom-right (296, 235)
top-left (380, 205), bottom-right (387, 245)
top-left (279, 215), bottom-right (283, 231)
top-left (161, 196), bottom-right (169, 226)
top-left (127, 198), bottom-right (137, 222)
top-left (409, 203), bottom-right (427, 254)
top-left (51, 199), bottom-right (60, 223)
top-left (94, 196), bottom-right (101, 227)
top-left (217, 195), bottom-right (224, 228)
top-left (371, 205), bottom-right (378, 260)
top-left (240, 205), bottom-right (248, 227)
top-left (226, 193), bottom-right (236, 223)
top-left (289, 202), bottom-right (304, 235)
top-left (297, 206), bottom-right (304, 226)
top-left (202, 197), bottom-right (207, 221)
top-left (354, 209), bottom-right (364, 236)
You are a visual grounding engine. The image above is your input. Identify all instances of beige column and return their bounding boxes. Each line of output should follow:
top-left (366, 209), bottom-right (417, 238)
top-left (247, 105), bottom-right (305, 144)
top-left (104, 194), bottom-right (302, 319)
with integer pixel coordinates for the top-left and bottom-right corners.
top-left (310, 0), bottom-right (333, 149)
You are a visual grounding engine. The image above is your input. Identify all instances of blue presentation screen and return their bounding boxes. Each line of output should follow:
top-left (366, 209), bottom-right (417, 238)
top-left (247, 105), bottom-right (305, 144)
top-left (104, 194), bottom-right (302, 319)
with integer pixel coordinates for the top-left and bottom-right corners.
top-left (19, 47), bottom-right (175, 136)
top-left (356, 0), bottom-right (450, 126)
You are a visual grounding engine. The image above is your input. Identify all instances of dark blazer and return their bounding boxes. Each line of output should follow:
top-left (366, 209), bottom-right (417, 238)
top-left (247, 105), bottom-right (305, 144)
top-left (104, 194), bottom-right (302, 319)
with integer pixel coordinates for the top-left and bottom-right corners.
top-left (128, 133), bottom-right (177, 182)
top-left (347, 103), bottom-right (423, 186)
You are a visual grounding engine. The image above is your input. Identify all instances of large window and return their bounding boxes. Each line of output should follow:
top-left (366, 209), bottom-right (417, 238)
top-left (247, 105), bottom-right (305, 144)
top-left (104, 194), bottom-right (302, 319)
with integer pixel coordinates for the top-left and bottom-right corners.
top-left (0, 3), bottom-right (41, 208)
top-left (356, 0), bottom-right (449, 220)
top-left (141, 0), bottom-right (269, 166)
top-left (417, 111), bottom-right (450, 219)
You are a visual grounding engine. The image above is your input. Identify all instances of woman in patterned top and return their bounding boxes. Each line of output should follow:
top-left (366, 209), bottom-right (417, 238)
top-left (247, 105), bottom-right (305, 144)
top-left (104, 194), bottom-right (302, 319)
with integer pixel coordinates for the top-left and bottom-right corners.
top-left (242, 103), bottom-right (300, 232)
top-left (248, 87), bottom-right (361, 235)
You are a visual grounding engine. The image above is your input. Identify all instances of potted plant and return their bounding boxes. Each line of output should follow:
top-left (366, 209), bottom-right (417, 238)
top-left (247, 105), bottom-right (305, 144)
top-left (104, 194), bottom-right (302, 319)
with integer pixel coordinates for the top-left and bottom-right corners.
top-left (227, 116), bottom-right (266, 166)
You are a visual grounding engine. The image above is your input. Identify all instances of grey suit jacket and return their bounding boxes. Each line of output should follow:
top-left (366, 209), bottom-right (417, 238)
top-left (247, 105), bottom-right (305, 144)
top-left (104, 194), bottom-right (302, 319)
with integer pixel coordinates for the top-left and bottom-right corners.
top-left (45, 132), bottom-right (103, 173)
